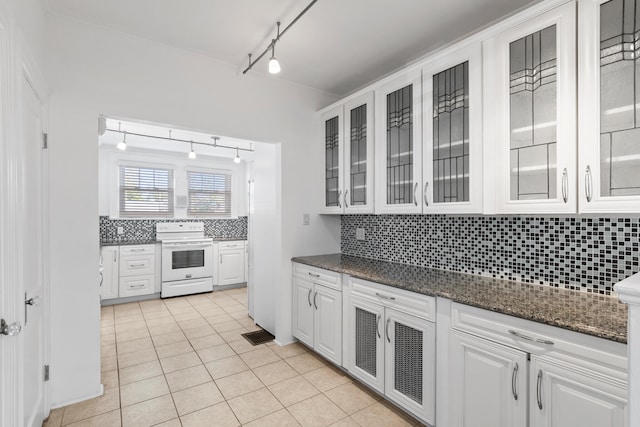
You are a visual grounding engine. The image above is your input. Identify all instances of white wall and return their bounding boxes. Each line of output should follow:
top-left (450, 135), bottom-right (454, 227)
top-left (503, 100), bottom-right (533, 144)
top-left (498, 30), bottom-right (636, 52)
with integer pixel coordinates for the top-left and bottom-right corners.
top-left (46, 12), bottom-right (340, 406)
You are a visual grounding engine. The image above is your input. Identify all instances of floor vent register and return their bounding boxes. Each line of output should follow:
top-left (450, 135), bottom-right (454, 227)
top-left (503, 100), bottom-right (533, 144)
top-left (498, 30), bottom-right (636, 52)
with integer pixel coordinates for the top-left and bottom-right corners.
top-left (241, 329), bottom-right (275, 346)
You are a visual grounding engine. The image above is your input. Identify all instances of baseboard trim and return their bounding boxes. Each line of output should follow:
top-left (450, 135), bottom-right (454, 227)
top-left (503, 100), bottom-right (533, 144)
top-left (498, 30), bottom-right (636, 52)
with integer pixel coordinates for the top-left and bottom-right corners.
top-left (50, 384), bottom-right (104, 409)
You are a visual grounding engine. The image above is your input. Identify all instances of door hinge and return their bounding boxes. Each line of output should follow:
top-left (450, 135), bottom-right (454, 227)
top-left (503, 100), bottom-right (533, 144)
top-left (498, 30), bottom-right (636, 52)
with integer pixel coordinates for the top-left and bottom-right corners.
top-left (42, 132), bottom-right (48, 149)
top-left (44, 365), bottom-right (50, 381)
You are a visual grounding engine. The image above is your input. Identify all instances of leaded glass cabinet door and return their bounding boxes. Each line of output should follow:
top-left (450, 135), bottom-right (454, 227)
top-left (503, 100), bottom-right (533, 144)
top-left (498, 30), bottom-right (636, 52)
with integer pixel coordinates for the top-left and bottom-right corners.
top-left (320, 106), bottom-right (344, 214)
top-left (579, 0), bottom-right (640, 212)
top-left (344, 92), bottom-right (375, 214)
top-left (488, 3), bottom-right (577, 213)
top-left (346, 294), bottom-right (385, 393)
top-left (423, 44), bottom-right (483, 213)
top-left (384, 308), bottom-right (435, 425)
top-left (375, 69), bottom-right (423, 214)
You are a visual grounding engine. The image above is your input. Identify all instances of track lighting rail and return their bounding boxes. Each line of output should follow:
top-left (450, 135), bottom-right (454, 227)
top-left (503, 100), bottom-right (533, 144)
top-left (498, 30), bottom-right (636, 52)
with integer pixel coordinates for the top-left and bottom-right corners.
top-left (242, 0), bottom-right (318, 74)
top-left (106, 128), bottom-right (254, 153)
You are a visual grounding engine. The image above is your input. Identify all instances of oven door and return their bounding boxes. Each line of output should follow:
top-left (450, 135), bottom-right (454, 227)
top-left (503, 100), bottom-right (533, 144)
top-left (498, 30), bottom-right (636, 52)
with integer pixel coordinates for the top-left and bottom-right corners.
top-left (161, 240), bottom-right (213, 282)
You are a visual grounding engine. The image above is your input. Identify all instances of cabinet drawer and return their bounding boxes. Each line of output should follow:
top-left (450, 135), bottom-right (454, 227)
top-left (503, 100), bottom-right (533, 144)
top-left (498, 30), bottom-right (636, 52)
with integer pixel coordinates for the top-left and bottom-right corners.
top-left (120, 244), bottom-right (155, 257)
top-left (218, 241), bottom-right (245, 251)
top-left (450, 302), bottom-right (627, 378)
top-left (293, 262), bottom-right (342, 290)
top-left (348, 276), bottom-right (435, 322)
top-left (120, 255), bottom-right (155, 276)
top-left (119, 275), bottom-right (154, 297)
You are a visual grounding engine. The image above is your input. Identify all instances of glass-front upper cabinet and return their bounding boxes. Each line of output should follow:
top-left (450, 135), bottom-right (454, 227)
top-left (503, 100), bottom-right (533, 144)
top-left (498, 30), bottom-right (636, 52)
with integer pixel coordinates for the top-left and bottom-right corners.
top-left (320, 106), bottom-right (344, 214)
top-left (579, 0), bottom-right (640, 212)
top-left (344, 93), bottom-right (375, 214)
top-left (487, 3), bottom-right (577, 213)
top-left (422, 44), bottom-right (483, 213)
top-left (375, 69), bottom-right (423, 214)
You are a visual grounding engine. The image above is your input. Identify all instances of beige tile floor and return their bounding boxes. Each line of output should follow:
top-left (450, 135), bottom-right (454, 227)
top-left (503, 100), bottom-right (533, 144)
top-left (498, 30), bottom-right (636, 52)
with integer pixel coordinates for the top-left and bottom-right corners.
top-left (43, 287), bottom-right (421, 427)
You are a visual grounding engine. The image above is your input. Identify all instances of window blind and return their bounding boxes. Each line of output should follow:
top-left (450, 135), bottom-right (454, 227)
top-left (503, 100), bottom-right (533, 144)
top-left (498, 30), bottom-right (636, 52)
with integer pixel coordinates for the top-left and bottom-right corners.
top-left (187, 170), bottom-right (231, 216)
top-left (119, 166), bottom-right (174, 217)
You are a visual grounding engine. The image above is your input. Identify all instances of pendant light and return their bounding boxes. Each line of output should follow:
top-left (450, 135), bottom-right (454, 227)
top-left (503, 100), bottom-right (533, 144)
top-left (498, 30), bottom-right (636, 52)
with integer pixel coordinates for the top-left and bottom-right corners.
top-left (188, 141), bottom-right (196, 159)
top-left (268, 39), bottom-right (281, 74)
top-left (117, 132), bottom-right (127, 151)
top-left (234, 147), bottom-right (241, 164)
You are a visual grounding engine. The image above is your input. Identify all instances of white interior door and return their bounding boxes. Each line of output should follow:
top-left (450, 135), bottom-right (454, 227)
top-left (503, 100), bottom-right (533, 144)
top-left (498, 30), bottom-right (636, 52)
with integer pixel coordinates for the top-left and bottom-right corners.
top-left (21, 76), bottom-right (46, 427)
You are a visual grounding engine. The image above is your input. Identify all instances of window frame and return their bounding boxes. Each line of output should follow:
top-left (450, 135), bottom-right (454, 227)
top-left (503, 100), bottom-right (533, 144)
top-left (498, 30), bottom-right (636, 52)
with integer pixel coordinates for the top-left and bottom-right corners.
top-left (185, 167), bottom-right (233, 218)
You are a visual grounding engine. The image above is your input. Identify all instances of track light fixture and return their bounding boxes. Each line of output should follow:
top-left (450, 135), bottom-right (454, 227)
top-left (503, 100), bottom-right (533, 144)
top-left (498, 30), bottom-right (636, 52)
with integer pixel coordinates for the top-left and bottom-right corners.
top-left (188, 141), bottom-right (196, 159)
top-left (234, 147), bottom-right (241, 164)
top-left (243, 1), bottom-right (318, 75)
top-left (117, 132), bottom-right (127, 151)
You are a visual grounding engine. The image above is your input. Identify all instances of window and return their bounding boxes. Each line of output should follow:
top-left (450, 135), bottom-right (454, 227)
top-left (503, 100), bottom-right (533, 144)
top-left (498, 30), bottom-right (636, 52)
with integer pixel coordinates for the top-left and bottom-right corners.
top-left (187, 170), bottom-right (232, 216)
top-left (119, 165), bottom-right (174, 217)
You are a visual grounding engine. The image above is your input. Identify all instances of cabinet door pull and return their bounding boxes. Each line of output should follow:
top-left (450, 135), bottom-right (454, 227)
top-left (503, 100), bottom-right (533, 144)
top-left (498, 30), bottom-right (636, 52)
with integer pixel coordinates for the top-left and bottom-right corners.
top-left (585, 165), bottom-right (593, 202)
top-left (375, 292), bottom-right (396, 301)
top-left (130, 248), bottom-right (145, 252)
top-left (337, 190), bottom-right (342, 208)
top-left (424, 182), bottom-right (429, 206)
top-left (344, 189), bottom-right (349, 208)
top-left (385, 317), bottom-right (391, 343)
top-left (313, 292), bottom-right (318, 310)
top-left (130, 263), bottom-right (146, 268)
top-left (307, 288), bottom-right (312, 307)
top-left (536, 369), bottom-right (543, 410)
top-left (308, 272), bottom-right (321, 278)
top-left (508, 329), bottom-right (554, 345)
top-left (113, 252), bottom-right (117, 262)
top-left (220, 255), bottom-right (222, 264)
top-left (376, 314), bottom-right (381, 339)
top-left (130, 283), bottom-right (146, 289)
top-left (511, 363), bottom-right (519, 401)
top-left (561, 168), bottom-right (568, 203)
top-left (413, 183), bottom-right (418, 206)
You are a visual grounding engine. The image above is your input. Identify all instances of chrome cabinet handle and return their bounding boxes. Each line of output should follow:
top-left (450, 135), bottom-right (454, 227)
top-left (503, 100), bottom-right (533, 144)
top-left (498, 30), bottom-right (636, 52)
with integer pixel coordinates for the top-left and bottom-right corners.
top-left (512, 363), bottom-right (519, 401)
top-left (337, 190), bottom-right (342, 208)
top-left (413, 183), bottom-right (418, 206)
top-left (375, 292), bottom-right (396, 301)
top-left (561, 168), bottom-right (568, 203)
top-left (424, 182), bottom-right (429, 206)
top-left (508, 329), bottom-right (554, 345)
top-left (130, 248), bottom-right (145, 252)
top-left (344, 189), bottom-right (349, 208)
top-left (308, 272), bottom-right (320, 278)
top-left (130, 263), bottom-right (146, 268)
top-left (376, 314), bottom-right (381, 339)
top-left (130, 283), bottom-right (146, 289)
top-left (313, 292), bottom-right (318, 310)
top-left (220, 255), bottom-right (222, 264)
top-left (385, 318), bottom-right (391, 343)
top-left (537, 370), bottom-right (543, 410)
top-left (307, 288), bottom-right (312, 307)
top-left (114, 251), bottom-right (117, 262)
top-left (585, 165), bottom-right (593, 202)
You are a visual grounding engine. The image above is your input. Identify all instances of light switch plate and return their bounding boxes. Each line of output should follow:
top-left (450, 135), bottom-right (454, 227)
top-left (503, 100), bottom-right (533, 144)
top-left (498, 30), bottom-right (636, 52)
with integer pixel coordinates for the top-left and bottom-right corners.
top-left (303, 213), bottom-right (310, 226)
top-left (356, 228), bottom-right (365, 240)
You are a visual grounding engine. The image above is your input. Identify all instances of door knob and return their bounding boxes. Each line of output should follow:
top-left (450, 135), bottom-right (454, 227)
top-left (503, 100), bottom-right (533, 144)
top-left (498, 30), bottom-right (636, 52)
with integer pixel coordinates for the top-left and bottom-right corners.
top-left (0, 319), bottom-right (22, 336)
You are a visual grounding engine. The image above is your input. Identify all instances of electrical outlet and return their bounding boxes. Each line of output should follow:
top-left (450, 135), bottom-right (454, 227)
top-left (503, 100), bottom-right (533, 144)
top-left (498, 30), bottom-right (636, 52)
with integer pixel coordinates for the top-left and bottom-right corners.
top-left (303, 213), bottom-right (310, 226)
top-left (117, 226), bottom-right (124, 235)
top-left (356, 228), bottom-right (365, 240)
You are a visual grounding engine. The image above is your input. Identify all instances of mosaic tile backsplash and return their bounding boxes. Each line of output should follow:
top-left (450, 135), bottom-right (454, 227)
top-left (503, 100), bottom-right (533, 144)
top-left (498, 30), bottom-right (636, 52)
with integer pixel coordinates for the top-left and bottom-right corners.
top-left (100, 216), bottom-right (248, 242)
top-left (341, 215), bottom-right (640, 295)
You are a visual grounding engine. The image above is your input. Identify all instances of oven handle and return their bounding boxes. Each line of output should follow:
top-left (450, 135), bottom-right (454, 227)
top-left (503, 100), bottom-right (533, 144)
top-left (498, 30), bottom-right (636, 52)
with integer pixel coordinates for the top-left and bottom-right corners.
top-left (162, 242), bottom-right (212, 249)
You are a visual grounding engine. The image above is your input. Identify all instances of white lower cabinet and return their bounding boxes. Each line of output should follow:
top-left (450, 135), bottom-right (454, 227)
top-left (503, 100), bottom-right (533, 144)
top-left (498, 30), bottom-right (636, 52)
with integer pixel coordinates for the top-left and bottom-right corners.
top-left (445, 302), bottom-right (628, 427)
top-left (345, 277), bottom-right (436, 425)
top-left (292, 263), bottom-right (342, 365)
top-left (216, 241), bottom-right (247, 287)
top-left (100, 246), bottom-right (119, 300)
top-left (530, 357), bottom-right (627, 427)
top-left (449, 330), bottom-right (527, 427)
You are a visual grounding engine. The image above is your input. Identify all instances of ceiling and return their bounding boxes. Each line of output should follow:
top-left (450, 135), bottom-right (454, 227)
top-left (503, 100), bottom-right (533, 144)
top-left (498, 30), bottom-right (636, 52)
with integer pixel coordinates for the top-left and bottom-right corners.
top-left (46, 0), bottom-right (540, 96)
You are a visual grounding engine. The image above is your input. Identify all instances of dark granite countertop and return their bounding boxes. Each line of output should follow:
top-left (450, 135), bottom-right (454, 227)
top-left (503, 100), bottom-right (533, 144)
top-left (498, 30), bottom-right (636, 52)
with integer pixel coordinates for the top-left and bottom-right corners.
top-left (100, 237), bottom-right (247, 246)
top-left (291, 254), bottom-right (628, 343)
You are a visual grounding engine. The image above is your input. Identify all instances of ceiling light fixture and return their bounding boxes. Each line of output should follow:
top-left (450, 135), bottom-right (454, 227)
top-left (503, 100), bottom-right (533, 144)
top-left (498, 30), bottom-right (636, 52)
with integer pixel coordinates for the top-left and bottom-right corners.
top-left (188, 141), bottom-right (197, 159)
top-left (234, 148), bottom-right (241, 164)
top-left (117, 133), bottom-right (127, 151)
top-left (243, 0), bottom-right (318, 75)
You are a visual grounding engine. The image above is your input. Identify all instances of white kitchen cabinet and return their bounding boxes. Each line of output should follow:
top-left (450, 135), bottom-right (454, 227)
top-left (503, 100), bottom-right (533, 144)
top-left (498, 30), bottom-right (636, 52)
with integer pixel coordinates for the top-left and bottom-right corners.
top-left (449, 329), bottom-right (527, 427)
top-left (119, 244), bottom-right (155, 298)
top-left (344, 276), bottom-right (436, 424)
top-left (320, 93), bottom-right (375, 214)
top-left (217, 241), bottom-right (246, 287)
top-left (292, 263), bottom-right (343, 365)
top-left (422, 43), bottom-right (484, 213)
top-left (445, 302), bottom-right (628, 427)
top-left (578, 0), bottom-right (640, 212)
top-left (530, 357), bottom-right (627, 427)
top-left (100, 246), bottom-right (119, 300)
top-left (485, 2), bottom-right (577, 213)
top-left (375, 69), bottom-right (423, 214)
